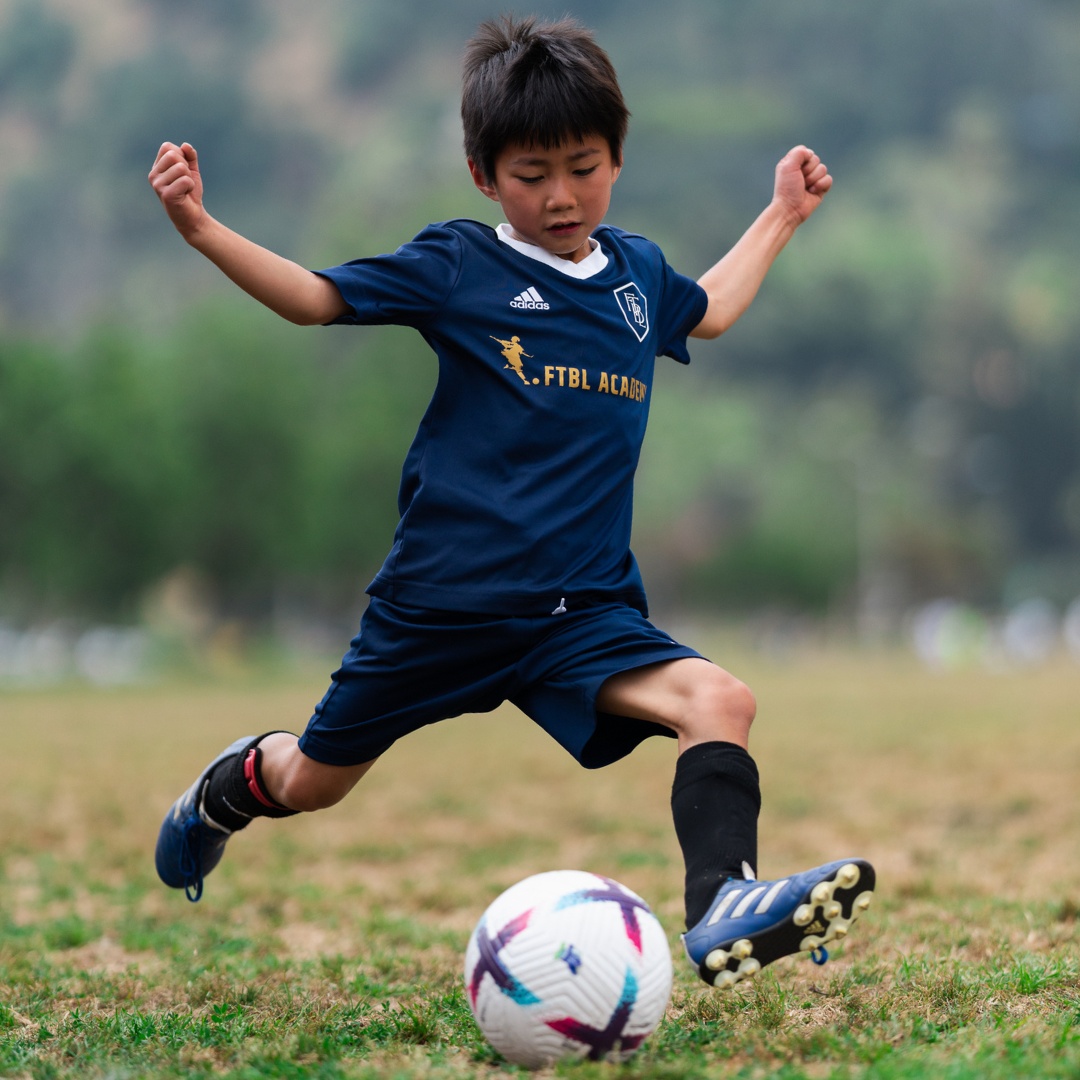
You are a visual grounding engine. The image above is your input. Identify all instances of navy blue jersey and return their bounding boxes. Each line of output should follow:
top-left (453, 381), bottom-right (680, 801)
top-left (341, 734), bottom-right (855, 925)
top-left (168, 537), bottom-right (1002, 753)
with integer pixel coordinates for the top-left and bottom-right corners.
top-left (317, 219), bottom-right (708, 615)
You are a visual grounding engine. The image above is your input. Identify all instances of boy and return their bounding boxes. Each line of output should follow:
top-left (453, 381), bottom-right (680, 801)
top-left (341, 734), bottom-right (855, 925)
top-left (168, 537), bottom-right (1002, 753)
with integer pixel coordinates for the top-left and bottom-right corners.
top-left (148, 14), bottom-right (874, 989)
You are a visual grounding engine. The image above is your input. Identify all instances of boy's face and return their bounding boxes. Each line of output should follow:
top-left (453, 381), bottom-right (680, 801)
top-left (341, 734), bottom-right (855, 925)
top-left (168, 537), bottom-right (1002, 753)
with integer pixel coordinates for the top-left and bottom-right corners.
top-left (469, 136), bottom-right (621, 264)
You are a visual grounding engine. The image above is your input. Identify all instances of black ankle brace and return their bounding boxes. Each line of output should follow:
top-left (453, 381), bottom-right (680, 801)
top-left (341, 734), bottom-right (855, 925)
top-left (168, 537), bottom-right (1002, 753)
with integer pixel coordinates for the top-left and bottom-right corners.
top-left (201, 733), bottom-right (299, 832)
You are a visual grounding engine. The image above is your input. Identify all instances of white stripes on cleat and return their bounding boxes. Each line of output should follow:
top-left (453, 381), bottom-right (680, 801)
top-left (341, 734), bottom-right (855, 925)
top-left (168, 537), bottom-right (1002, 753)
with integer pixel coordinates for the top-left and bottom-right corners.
top-left (706, 878), bottom-right (792, 927)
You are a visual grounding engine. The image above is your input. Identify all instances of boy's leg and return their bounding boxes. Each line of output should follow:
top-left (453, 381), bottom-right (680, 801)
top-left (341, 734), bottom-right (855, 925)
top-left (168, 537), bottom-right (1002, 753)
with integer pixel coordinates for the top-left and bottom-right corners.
top-left (155, 731), bottom-right (374, 902)
top-left (257, 732), bottom-right (375, 811)
top-left (155, 596), bottom-right (536, 903)
top-left (596, 657), bottom-right (761, 923)
top-left (597, 658), bottom-right (874, 988)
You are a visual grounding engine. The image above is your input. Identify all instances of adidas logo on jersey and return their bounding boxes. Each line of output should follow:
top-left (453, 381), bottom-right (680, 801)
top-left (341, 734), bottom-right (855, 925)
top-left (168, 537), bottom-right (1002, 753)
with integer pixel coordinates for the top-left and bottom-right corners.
top-left (510, 286), bottom-right (550, 311)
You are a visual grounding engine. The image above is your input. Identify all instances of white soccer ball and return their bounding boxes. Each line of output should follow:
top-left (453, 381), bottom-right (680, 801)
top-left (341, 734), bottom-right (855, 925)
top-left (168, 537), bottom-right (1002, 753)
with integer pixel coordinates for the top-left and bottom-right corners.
top-left (464, 869), bottom-right (673, 1068)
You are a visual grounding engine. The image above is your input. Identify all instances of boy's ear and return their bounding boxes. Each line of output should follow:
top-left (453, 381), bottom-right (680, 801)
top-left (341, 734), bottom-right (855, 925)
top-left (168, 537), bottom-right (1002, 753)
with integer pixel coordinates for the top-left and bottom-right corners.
top-left (468, 158), bottom-right (499, 201)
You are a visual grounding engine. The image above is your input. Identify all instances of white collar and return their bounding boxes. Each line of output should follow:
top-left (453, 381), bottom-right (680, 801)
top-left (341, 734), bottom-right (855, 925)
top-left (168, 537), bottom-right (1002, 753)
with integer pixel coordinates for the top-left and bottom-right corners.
top-left (495, 223), bottom-right (608, 279)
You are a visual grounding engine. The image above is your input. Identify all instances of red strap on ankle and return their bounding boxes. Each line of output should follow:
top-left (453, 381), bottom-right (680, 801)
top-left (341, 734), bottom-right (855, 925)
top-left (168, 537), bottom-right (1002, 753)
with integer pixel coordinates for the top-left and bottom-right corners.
top-left (243, 747), bottom-right (279, 809)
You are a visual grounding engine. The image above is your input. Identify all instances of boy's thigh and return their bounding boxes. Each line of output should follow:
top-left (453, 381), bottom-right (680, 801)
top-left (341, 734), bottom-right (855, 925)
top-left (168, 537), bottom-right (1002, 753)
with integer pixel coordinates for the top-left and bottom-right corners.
top-left (297, 599), bottom-right (531, 766)
top-left (595, 656), bottom-right (754, 750)
top-left (513, 602), bottom-right (703, 769)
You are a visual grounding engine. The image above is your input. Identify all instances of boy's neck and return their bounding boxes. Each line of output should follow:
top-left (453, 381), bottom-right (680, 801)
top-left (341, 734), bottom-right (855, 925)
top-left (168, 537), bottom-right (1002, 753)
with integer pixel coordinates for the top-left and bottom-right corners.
top-left (495, 223), bottom-right (609, 280)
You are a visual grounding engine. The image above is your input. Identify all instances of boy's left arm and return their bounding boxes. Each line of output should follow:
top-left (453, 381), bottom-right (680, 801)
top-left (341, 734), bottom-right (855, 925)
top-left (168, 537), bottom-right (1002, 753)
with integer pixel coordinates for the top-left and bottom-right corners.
top-left (690, 145), bottom-right (831, 340)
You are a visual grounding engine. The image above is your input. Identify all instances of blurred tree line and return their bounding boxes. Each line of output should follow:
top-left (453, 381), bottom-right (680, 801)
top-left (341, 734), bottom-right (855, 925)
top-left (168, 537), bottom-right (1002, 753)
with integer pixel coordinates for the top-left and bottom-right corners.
top-left (0, 0), bottom-right (1078, 629)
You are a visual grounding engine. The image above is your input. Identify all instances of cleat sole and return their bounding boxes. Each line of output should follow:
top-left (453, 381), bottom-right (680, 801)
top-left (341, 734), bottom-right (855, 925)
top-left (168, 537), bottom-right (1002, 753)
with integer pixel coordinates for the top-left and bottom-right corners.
top-left (731, 939), bottom-right (753, 960)
top-left (706, 951), bottom-right (764, 989)
top-left (837, 863), bottom-right (860, 888)
top-left (705, 948), bottom-right (728, 971)
top-left (693, 859), bottom-right (876, 989)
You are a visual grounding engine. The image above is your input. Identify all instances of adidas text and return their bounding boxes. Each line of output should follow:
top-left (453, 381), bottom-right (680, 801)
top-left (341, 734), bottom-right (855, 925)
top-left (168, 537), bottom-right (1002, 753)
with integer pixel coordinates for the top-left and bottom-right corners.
top-left (510, 287), bottom-right (550, 311)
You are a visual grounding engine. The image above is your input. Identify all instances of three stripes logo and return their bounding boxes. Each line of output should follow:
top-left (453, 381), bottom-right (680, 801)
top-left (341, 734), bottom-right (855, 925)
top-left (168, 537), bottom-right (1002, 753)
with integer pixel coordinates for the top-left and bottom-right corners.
top-left (510, 286), bottom-right (550, 310)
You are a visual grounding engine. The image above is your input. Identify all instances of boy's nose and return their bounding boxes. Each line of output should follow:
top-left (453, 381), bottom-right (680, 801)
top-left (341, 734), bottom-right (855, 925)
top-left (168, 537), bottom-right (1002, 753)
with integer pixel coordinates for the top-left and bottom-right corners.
top-left (545, 179), bottom-right (575, 210)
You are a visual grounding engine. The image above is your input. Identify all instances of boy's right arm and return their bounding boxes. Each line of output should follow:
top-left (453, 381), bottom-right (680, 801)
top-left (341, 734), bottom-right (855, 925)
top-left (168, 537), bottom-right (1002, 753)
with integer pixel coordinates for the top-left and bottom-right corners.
top-left (148, 142), bottom-right (348, 326)
top-left (689, 146), bottom-right (832, 340)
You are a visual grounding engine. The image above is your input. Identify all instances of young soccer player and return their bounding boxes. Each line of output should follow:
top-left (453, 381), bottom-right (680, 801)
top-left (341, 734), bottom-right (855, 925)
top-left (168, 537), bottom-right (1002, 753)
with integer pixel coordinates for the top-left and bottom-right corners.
top-left (148, 14), bottom-right (874, 988)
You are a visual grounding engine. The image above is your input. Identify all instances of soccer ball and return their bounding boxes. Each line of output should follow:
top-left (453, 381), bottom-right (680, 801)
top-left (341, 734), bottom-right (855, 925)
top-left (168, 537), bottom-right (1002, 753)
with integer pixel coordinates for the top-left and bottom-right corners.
top-left (464, 869), bottom-right (673, 1068)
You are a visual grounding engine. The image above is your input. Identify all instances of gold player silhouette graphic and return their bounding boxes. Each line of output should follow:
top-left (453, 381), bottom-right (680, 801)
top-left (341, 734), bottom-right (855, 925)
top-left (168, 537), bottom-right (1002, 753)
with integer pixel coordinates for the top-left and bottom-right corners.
top-left (490, 335), bottom-right (532, 384)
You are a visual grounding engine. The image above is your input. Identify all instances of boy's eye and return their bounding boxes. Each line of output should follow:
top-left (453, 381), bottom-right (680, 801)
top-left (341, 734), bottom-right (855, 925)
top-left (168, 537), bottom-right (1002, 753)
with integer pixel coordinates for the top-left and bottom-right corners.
top-left (517, 175), bottom-right (543, 185)
top-left (574, 166), bottom-right (599, 177)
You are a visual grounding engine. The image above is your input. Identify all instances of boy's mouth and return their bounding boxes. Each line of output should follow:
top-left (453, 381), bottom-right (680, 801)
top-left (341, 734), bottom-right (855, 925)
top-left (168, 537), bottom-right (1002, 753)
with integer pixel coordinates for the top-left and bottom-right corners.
top-left (547, 221), bottom-right (581, 237)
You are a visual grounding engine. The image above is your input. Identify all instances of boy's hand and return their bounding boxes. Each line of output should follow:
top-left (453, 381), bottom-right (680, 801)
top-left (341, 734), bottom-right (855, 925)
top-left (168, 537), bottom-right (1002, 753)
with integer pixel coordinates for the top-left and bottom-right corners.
top-left (773, 145), bottom-right (832, 226)
top-left (148, 141), bottom-right (206, 238)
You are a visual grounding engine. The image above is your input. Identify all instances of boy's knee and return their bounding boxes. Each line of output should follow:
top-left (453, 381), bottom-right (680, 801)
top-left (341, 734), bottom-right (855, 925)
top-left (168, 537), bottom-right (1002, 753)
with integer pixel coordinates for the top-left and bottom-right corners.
top-left (705, 668), bottom-right (756, 726)
top-left (688, 666), bottom-right (756, 744)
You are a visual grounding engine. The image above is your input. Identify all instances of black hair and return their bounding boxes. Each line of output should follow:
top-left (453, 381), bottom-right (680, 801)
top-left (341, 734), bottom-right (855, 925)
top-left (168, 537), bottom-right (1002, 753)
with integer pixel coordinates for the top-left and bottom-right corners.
top-left (461, 14), bottom-right (630, 182)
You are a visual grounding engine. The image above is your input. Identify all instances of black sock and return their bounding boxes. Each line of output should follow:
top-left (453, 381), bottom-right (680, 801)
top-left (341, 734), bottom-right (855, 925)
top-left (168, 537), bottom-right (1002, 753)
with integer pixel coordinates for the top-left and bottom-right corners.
top-left (671, 741), bottom-right (761, 929)
top-left (200, 733), bottom-right (299, 832)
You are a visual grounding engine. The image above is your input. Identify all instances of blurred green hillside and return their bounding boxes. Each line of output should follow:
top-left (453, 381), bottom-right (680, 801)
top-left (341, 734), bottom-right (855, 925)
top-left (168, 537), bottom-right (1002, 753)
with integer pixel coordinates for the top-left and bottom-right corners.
top-left (1, 0), bottom-right (1078, 633)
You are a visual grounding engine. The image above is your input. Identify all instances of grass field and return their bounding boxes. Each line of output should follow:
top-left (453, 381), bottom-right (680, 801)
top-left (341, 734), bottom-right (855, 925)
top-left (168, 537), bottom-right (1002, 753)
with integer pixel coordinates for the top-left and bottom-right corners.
top-left (2, 638), bottom-right (1079, 1078)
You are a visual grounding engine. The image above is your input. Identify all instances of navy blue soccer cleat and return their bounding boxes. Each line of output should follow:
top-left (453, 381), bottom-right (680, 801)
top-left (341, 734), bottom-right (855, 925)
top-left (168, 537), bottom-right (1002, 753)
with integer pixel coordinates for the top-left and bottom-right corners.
top-left (154, 736), bottom-right (254, 902)
top-left (682, 858), bottom-right (875, 988)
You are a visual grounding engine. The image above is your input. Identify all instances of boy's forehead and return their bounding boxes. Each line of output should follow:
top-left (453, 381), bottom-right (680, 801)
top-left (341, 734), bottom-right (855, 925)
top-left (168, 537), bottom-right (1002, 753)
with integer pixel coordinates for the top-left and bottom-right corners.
top-left (500, 138), bottom-right (607, 165)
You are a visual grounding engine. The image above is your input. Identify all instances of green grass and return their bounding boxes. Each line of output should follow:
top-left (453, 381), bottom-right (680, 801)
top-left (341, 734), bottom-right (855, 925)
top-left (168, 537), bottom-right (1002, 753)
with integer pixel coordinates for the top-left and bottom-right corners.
top-left (2, 644), bottom-right (1080, 1077)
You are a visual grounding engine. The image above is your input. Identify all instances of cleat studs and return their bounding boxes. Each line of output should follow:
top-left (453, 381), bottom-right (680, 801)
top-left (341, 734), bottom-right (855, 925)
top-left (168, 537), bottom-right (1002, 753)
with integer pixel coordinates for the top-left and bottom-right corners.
top-left (811, 883), bottom-right (831, 904)
top-left (741, 958), bottom-right (761, 978)
top-left (715, 970), bottom-right (738, 990)
top-left (837, 863), bottom-right (860, 888)
top-left (794, 904), bottom-right (815, 926)
top-left (705, 949), bottom-right (729, 971)
top-left (731, 939), bottom-right (753, 960)
top-left (856, 894), bottom-right (872, 912)
top-left (825, 901), bottom-right (842, 920)
top-left (833, 924), bottom-right (848, 939)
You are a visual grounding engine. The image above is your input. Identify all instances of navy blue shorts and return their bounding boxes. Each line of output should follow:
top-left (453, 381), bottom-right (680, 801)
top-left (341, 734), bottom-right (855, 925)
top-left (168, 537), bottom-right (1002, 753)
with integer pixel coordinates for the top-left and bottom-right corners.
top-left (298, 597), bottom-right (703, 769)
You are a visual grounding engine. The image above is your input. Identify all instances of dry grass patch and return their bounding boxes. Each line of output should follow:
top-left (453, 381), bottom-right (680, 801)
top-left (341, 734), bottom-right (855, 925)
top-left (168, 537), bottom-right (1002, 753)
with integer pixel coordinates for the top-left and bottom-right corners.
top-left (2, 645), bottom-right (1080, 1077)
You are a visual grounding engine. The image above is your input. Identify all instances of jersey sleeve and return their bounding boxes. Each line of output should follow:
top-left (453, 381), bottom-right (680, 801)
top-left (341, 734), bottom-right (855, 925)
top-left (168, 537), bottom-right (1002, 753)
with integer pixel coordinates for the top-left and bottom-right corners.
top-left (314, 222), bottom-right (464, 328)
top-left (655, 258), bottom-right (709, 365)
